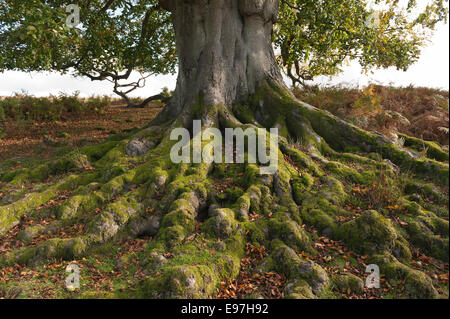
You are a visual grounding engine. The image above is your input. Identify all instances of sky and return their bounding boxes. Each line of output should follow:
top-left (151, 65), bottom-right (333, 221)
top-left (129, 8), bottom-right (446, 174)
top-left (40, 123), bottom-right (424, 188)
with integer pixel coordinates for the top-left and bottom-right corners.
top-left (0, 21), bottom-right (448, 98)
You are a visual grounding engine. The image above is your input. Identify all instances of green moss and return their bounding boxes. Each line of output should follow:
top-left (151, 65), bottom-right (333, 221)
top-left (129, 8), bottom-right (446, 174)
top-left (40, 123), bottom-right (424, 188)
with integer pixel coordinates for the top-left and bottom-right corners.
top-left (17, 224), bottom-right (48, 243)
top-left (315, 176), bottom-right (348, 206)
top-left (0, 185), bottom-right (59, 235)
top-left (392, 239), bottom-right (412, 261)
top-left (202, 208), bottom-right (238, 239)
top-left (223, 230), bottom-right (246, 257)
top-left (81, 141), bottom-right (120, 162)
top-left (157, 225), bottom-right (189, 247)
top-left (297, 176), bottom-right (349, 235)
top-left (217, 186), bottom-right (244, 203)
top-left (57, 193), bottom-right (103, 220)
top-left (404, 180), bottom-right (449, 205)
top-left (139, 258), bottom-right (236, 299)
top-left (236, 193), bottom-right (251, 218)
top-left (335, 210), bottom-right (398, 255)
top-left (417, 215), bottom-right (449, 237)
top-left (273, 162), bottom-right (297, 210)
top-left (326, 161), bottom-right (376, 185)
top-left (369, 254), bottom-right (439, 299)
top-left (233, 102), bottom-right (256, 124)
top-left (300, 209), bottom-right (337, 234)
top-left (243, 164), bottom-right (259, 187)
top-left (95, 143), bottom-right (127, 167)
top-left (292, 173), bottom-right (315, 205)
top-left (406, 220), bottom-right (449, 261)
top-left (4, 155), bottom-right (85, 185)
top-left (332, 274), bottom-right (364, 295)
top-left (270, 243), bottom-right (329, 295)
top-left (282, 147), bottom-right (323, 177)
top-left (162, 209), bottom-right (195, 232)
top-left (234, 184), bottom-right (264, 219)
top-left (139, 231), bottom-right (244, 298)
top-left (399, 133), bottom-right (449, 162)
top-left (284, 280), bottom-right (316, 299)
top-left (243, 220), bottom-right (269, 246)
top-left (379, 143), bottom-right (449, 186)
top-left (268, 213), bottom-right (311, 252)
top-left (0, 237), bottom-right (87, 267)
top-left (156, 193), bottom-right (199, 247)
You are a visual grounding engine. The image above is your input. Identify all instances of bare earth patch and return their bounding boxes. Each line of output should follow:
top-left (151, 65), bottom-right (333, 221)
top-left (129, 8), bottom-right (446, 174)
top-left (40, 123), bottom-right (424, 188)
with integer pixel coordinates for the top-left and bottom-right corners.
top-left (0, 103), bottom-right (163, 161)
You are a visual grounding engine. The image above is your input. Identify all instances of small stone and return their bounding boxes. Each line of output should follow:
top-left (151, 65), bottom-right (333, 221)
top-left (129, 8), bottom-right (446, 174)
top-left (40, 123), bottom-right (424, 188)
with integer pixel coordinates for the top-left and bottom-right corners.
top-left (125, 138), bottom-right (154, 157)
top-left (155, 174), bottom-right (167, 187)
top-left (129, 215), bottom-right (161, 237)
top-left (143, 252), bottom-right (168, 270)
top-left (205, 209), bottom-right (235, 238)
top-left (185, 275), bottom-right (197, 290)
top-left (298, 260), bottom-right (314, 274)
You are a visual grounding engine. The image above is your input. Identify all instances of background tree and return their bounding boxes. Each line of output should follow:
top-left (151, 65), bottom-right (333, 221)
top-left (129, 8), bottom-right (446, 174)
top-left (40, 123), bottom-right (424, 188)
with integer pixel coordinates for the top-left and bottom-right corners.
top-left (0, 0), bottom-right (177, 107)
top-left (2, 1), bottom-right (447, 96)
top-left (0, 0), bottom-right (448, 300)
top-left (276, 0), bottom-right (449, 87)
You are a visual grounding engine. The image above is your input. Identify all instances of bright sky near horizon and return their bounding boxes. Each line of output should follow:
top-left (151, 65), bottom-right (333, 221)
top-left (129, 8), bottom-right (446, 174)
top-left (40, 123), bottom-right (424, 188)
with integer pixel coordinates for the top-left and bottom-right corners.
top-left (0, 21), bottom-right (448, 98)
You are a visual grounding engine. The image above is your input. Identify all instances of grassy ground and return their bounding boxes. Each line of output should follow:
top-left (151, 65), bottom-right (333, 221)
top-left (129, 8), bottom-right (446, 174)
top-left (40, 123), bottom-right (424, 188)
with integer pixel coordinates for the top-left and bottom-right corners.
top-left (0, 94), bottom-right (163, 161)
top-left (0, 86), bottom-right (448, 299)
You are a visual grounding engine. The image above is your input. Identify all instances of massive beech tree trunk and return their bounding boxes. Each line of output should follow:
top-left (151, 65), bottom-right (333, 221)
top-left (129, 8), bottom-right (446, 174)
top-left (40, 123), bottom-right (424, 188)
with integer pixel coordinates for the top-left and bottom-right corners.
top-left (0, 0), bottom-right (448, 300)
top-left (157, 0), bottom-right (283, 123)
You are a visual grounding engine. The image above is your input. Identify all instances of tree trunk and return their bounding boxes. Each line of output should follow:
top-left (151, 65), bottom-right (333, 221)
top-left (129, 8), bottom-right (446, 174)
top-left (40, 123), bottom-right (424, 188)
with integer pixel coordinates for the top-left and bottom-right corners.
top-left (156, 0), bottom-right (283, 123)
top-left (0, 0), bottom-right (447, 300)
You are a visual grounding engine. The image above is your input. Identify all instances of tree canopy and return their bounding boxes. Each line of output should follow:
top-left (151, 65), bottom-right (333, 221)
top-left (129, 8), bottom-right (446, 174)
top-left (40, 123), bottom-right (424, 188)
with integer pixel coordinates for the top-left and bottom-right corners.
top-left (276, 0), bottom-right (449, 87)
top-left (0, 0), bottom-right (176, 104)
top-left (0, 0), bottom-right (448, 92)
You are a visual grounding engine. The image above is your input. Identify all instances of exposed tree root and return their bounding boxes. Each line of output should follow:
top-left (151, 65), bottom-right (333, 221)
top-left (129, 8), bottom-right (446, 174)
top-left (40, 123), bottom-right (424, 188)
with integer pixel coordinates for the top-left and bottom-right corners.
top-left (0, 84), bottom-right (448, 299)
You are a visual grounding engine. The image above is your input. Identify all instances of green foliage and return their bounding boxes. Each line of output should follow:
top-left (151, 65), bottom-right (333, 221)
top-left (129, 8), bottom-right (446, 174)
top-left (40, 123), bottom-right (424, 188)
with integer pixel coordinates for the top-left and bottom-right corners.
top-left (0, 0), bottom-right (176, 90)
top-left (1, 0), bottom-right (448, 90)
top-left (275, 0), bottom-right (448, 86)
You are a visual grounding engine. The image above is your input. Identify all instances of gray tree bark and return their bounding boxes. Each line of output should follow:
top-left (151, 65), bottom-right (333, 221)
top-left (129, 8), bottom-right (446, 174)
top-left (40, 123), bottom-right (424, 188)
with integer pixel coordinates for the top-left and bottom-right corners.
top-left (156, 0), bottom-right (284, 123)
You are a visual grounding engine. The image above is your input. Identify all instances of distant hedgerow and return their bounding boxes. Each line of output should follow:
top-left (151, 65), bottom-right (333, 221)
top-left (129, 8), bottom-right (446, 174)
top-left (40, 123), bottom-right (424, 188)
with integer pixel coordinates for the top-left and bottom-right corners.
top-left (0, 92), bottom-right (110, 122)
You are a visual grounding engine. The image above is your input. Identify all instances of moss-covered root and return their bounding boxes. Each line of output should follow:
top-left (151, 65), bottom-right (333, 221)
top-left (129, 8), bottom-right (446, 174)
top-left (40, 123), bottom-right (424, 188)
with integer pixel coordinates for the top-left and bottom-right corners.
top-left (138, 208), bottom-right (245, 298)
top-left (0, 126), bottom-right (169, 237)
top-left (335, 210), bottom-right (400, 255)
top-left (0, 140), bottom-right (170, 267)
top-left (0, 187), bottom-right (149, 267)
top-left (298, 101), bottom-right (449, 186)
top-left (369, 254), bottom-right (440, 299)
top-left (257, 240), bottom-right (329, 299)
top-left (0, 237), bottom-right (88, 267)
top-left (0, 172), bottom-right (100, 236)
top-left (242, 80), bottom-right (448, 186)
top-left (0, 141), bottom-right (119, 185)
